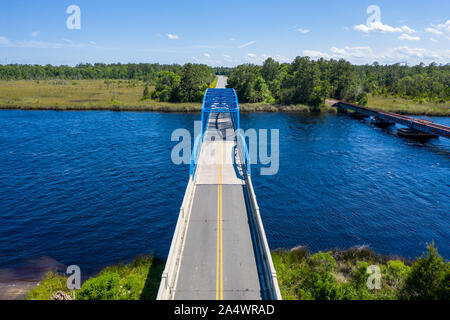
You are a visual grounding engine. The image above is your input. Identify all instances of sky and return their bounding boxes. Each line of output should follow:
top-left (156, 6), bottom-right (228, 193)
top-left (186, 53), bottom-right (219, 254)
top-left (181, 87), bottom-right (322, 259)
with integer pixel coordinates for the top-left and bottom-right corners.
top-left (0, 0), bottom-right (449, 66)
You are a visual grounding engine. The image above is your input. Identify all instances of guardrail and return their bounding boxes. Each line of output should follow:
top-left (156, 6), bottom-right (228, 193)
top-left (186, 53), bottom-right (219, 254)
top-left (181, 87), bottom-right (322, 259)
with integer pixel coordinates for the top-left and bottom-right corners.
top-left (189, 135), bottom-right (202, 177)
top-left (157, 147), bottom-right (201, 300)
top-left (244, 175), bottom-right (282, 300)
top-left (236, 131), bottom-right (251, 176)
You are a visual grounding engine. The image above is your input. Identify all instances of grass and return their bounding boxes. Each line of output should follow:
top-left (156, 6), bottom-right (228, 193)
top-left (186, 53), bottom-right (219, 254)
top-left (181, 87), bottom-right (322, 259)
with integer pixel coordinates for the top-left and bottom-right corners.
top-left (367, 94), bottom-right (450, 116)
top-left (26, 255), bottom-right (165, 300)
top-left (0, 79), bottom-right (201, 112)
top-left (0, 80), bottom-right (448, 116)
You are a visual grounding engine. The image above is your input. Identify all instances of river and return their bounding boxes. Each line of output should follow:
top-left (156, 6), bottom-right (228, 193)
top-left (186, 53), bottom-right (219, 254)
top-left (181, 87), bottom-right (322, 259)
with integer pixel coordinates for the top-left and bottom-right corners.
top-left (0, 110), bottom-right (448, 280)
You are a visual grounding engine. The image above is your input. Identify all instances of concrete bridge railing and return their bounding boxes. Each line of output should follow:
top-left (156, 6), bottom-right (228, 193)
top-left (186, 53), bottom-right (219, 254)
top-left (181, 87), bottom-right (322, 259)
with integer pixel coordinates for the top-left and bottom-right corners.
top-left (157, 173), bottom-right (197, 300)
top-left (244, 175), bottom-right (282, 300)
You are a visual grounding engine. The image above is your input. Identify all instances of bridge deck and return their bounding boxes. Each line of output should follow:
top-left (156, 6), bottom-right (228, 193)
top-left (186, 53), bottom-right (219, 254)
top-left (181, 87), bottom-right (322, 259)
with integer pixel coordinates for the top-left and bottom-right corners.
top-left (173, 112), bottom-right (263, 300)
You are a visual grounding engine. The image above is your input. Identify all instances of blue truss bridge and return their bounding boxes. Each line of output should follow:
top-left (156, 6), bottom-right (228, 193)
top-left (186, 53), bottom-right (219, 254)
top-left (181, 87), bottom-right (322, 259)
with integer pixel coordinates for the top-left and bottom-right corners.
top-left (157, 76), bottom-right (281, 300)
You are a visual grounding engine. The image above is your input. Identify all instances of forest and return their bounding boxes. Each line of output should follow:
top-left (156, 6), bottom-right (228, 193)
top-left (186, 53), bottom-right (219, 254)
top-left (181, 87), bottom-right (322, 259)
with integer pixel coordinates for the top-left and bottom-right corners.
top-left (227, 58), bottom-right (450, 108)
top-left (0, 58), bottom-right (448, 106)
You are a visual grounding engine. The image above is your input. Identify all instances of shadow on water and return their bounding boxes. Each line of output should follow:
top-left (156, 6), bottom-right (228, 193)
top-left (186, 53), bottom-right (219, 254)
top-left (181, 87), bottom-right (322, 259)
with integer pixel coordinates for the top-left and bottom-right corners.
top-left (139, 258), bottom-right (165, 300)
top-left (341, 114), bottom-right (450, 158)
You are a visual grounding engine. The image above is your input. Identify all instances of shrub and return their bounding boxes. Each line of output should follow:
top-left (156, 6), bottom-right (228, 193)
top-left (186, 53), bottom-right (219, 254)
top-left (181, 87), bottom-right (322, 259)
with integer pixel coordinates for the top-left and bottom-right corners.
top-left (400, 242), bottom-right (449, 300)
top-left (76, 272), bottom-right (121, 300)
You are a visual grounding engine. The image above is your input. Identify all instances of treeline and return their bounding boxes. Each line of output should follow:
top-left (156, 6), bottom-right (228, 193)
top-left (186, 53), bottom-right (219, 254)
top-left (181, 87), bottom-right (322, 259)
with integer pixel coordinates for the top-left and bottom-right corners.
top-left (227, 57), bottom-right (450, 107)
top-left (1, 58), bottom-right (448, 105)
top-left (355, 62), bottom-right (450, 103)
top-left (227, 57), bottom-right (369, 108)
top-left (0, 63), bottom-right (183, 82)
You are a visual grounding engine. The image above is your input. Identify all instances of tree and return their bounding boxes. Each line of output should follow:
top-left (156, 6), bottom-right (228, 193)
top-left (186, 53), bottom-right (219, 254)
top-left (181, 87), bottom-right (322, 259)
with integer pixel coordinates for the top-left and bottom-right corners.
top-left (141, 85), bottom-right (150, 100)
top-left (261, 58), bottom-right (280, 83)
top-left (400, 242), bottom-right (449, 300)
top-left (250, 76), bottom-right (273, 103)
top-left (151, 71), bottom-right (181, 102)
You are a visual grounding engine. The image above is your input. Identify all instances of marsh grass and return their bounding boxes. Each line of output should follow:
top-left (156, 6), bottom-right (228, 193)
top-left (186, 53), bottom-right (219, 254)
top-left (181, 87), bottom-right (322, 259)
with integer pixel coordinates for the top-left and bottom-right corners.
top-left (368, 94), bottom-right (450, 116)
top-left (0, 80), bottom-right (201, 112)
top-left (0, 80), bottom-right (448, 115)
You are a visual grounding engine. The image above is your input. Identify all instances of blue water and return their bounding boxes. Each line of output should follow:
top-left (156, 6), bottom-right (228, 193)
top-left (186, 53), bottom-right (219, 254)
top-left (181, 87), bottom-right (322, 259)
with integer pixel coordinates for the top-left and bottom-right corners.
top-left (0, 110), bottom-right (448, 277)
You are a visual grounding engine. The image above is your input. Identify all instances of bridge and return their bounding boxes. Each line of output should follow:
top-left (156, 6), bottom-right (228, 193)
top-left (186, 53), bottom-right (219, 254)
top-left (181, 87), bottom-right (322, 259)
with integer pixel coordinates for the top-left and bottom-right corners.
top-left (157, 76), bottom-right (282, 300)
top-left (334, 101), bottom-right (450, 139)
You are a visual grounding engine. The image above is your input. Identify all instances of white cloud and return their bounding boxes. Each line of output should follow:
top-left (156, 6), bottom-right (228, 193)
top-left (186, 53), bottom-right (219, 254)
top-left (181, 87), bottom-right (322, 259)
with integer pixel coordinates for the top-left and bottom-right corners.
top-left (435, 20), bottom-right (450, 34)
top-left (229, 37), bottom-right (236, 41)
top-left (203, 53), bottom-right (211, 59)
top-left (425, 20), bottom-right (450, 38)
top-left (167, 33), bottom-right (179, 40)
top-left (223, 54), bottom-right (232, 62)
top-left (295, 28), bottom-right (310, 34)
top-left (353, 22), bottom-right (416, 34)
top-left (0, 36), bottom-right (97, 49)
top-left (0, 36), bottom-right (10, 46)
top-left (303, 50), bottom-right (330, 59)
top-left (400, 25), bottom-right (416, 34)
top-left (354, 22), bottom-right (402, 33)
top-left (303, 45), bottom-right (450, 64)
top-left (239, 40), bottom-right (256, 48)
top-left (398, 33), bottom-right (420, 41)
top-left (31, 31), bottom-right (40, 38)
top-left (430, 38), bottom-right (438, 43)
top-left (425, 27), bottom-right (443, 35)
top-left (244, 53), bottom-right (275, 64)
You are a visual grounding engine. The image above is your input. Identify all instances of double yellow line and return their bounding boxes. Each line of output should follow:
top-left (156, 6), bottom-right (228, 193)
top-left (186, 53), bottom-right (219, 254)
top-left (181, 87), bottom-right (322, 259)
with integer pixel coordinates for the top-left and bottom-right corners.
top-left (216, 140), bottom-right (223, 300)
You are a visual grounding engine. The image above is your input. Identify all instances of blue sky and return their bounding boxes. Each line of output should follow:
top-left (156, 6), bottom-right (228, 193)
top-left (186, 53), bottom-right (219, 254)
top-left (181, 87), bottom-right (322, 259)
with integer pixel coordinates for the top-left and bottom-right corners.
top-left (0, 0), bottom-right (449, 66)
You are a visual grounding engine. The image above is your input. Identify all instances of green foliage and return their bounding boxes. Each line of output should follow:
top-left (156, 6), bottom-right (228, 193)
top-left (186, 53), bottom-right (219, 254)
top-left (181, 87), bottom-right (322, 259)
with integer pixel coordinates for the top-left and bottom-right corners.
top-left (0, 63), bottom-right (183, 82)
top-left (27, 272), bottom-right (71, 300)
top-left (77, 272), bottom-right (121, 300)
top-left (209, 76), bottom-right (218, 88)
top-left (26, 256), bottom-right (165, 300)
top-left (250, 76), bottom-right (274, 103)
top-left (400, 242), bottom-right (449, 300)
top-left (151, 71), bottom-right (181, 102)
top-left (151, 64), bottom-right (214, 103)
top-left (272, 244), bottom-right (448, 301)
top-left (141, 85), bottom-right (150, 100)
top-left (74, 256), bottom-right (165, 300)
top-left (227, 58), bottom-right (448, 107)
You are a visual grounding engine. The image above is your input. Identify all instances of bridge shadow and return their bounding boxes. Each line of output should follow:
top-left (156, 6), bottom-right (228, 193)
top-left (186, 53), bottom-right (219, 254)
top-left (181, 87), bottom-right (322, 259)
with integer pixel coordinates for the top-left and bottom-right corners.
top-left (139, 257), bottom-right (165, 300)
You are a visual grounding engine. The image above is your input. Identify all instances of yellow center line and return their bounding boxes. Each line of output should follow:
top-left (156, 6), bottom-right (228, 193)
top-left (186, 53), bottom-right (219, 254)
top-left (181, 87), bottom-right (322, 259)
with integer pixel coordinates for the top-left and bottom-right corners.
top-left (216, 140), bottom-right (223, 300)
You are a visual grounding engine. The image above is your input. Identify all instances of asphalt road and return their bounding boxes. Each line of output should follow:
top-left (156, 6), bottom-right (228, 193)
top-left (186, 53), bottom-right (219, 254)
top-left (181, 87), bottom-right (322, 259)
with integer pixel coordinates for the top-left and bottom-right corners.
top-left (173, 109), bottom-right (263, 300)
top-left (216, 75), bottom-right (227, 89)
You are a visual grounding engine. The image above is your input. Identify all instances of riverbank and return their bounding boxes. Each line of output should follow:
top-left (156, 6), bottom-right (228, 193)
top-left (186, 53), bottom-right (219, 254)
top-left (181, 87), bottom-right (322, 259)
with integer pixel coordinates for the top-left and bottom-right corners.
top-left (25, 244), bottom-right (448, 300)
top-left (0, 80), bottom-right (448, 115)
